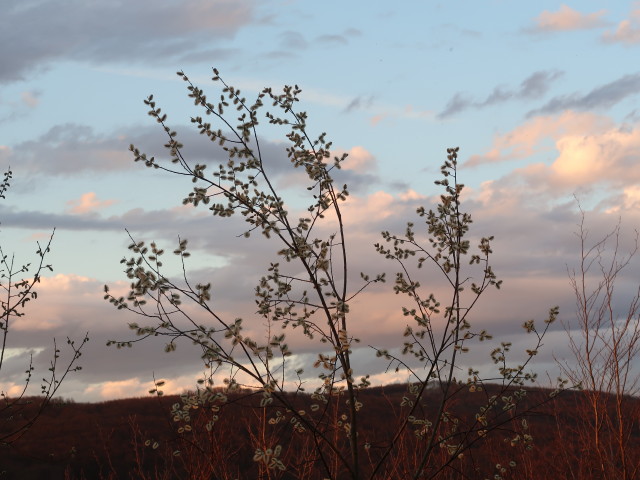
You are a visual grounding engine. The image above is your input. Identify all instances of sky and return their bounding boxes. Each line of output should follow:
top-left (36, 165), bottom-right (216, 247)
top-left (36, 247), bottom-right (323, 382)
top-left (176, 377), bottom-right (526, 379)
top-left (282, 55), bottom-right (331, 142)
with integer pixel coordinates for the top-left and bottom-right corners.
top-left (1, 0), bottom-right (640, 402)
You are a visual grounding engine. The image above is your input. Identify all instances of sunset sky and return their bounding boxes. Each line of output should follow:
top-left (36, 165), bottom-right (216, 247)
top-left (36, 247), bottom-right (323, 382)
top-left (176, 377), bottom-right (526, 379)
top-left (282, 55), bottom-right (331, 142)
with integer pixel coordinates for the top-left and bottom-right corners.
top-left (2, 1), bottom-right (640, 401)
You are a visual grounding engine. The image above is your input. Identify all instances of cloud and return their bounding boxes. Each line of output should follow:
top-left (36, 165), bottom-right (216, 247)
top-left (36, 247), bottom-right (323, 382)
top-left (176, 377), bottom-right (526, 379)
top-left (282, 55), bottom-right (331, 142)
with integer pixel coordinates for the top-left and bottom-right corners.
top-left (367, 103), bottom-right (432, 127)
top-left (520, 70), bottom-right (564, 98)
top-left (82, 378), bottom-right (152, 400)
top-left (4, 120), bottom-right (302, 179)
top-left (344, 95), bottom-right (375, 113)
top-left (0, 0), bottom-right (256, 83)
top-left (0, 145), bottom-right (9, 162)
top-left (438, 93), bottom-right (473, 119)
top-left (338, 146), bottom-right (377, 173)
top-left (7, 273), bottom-right (103, 334)
top-left (0, 90), bottom-right (43, 124)
top-left (267, 28), bottom-right (359, 61)
top-left (550, 127), bottom-right (640, 187)
top-left (20, 90), bottom-right (41, 108)
top-left (530, 5), bottom-right (608, 32)
top-left (466, 111), bottom-right (611, 166)
top-left (467, 111), bottom-right (640, 206)
top-left (279, 31), bottom-right (308, 50)
top-left (603, 6), bottom-right (640, 44)
top-left (316, 34), bottom-right (349, 46)
top-left (438, 70), bottom-right (563, 119)
top-left (602, 185), bottom-right (640, 213)
top-left (66, 192), bottom-right (117, 215)
top-left (176, 47), bottom-right (242, 64)
top-left (527, 73), bottom-right (640, 117)
top-left (370, 114), bottom-right (388, 126)
top-left (6, 124), bottom-right (133, 175)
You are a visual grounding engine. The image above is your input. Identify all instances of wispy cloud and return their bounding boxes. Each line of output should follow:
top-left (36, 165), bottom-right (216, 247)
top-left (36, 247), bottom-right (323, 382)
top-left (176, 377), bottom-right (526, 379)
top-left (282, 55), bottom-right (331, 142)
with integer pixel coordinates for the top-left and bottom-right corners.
top-left (0, 90), bottom-right (43, 124)
top-left (266, 28), bottom-right (361, 63)
top-left (279, 31), bottom-right (309, 50)
top-left (526, 73), bottom-right (640, 117)
top-left (438, 70), bottom-right (563, 119)
top-left (343, 95), bottom-right (375, 113)
top-left (317, 34), bottom-right (348, 46)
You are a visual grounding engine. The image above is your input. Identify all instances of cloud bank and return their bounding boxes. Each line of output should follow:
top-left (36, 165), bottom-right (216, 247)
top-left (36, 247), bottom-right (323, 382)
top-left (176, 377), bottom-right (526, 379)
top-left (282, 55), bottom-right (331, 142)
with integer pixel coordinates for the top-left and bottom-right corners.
top-left (0, 0), bottom-right (257, 83)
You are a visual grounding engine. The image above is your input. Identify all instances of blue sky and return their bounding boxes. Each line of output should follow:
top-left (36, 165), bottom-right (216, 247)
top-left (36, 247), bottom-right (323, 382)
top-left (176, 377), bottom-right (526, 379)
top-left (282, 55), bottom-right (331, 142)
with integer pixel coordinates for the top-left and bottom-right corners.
top-left (1, 1), bottom-right (640, 401)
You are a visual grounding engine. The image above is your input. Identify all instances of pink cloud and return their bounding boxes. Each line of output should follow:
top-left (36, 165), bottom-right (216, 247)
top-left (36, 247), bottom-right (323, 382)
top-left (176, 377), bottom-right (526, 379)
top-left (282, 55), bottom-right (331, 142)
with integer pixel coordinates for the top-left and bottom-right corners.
top-left (466, 111), bottom-right (612, 167)
top-left (82, 377), bottom-right (155, 400)
top-left (398, 189), bottom-right (427, 202)
top-left (369, 105), bottom-right (430, 127)
top-left (24, 232), bottom-right (52, 241)
top-left (66, 192), bottom-right (117, 215)
top-left (603, 6), bottom-right (640, 44)
top-left (339, 146), bottom-right (377, 173)
top-left (13, 274), bottom-right (99, 331)
top-left (0, 145), bottom-right (10, 162)
top-left (339, 190), bottom-right (397, 227)
top-left (533, 4), bottom-right (608, 32)
top-left (604, 185), bottom-right (640, 213)
top-left (370, 114), bottom-right (388, 126)
top-left (20, 90), bottom-right (40, 108)
top-left (463, 110), bottom-right (640, 214)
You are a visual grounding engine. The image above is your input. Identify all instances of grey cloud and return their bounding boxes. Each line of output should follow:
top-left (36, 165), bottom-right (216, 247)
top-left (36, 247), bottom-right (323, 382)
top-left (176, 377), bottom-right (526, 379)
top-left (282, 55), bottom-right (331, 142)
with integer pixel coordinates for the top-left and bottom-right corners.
top-left (177, 47), bottom-right (242, 64)
top-left (0, 204), bottom-right (201, 233)
top-left (519, 70), bottom-right (564, 98)
top-left (624, 108), bottom-right (640, 123)
top-left (343, 95), bottom-right (375, 113)
top-left (387, 180), bottom-right (411, 192)
top-left (527, 73), bottom-right (640, 117)
top-left (331, 168), bottom-right (380, 194)
top-left (278, 28), bottom-right (358, 52)
top-left (477, 86), bottom-right (514, 107)
top-left (279, 31), bottom-right (309, 50)
top-left (5, 121), bottom-right (300, 179)
top-left (438, 70), bottom-right (564, 119)
top-left (316, 34), bottom-right (348, 46)
top-left (8, 123), bottom-right (133, 175)
top-left (438, 92), bottom-right (473, 119)
top-left (0, 0), bottom-right (256, 83)
top-left (460, 28), bottom-right (482, 38)
top-left (17, 120), bottom-right (383, 194)
top-left (263, 50), bottom-right (297, 60)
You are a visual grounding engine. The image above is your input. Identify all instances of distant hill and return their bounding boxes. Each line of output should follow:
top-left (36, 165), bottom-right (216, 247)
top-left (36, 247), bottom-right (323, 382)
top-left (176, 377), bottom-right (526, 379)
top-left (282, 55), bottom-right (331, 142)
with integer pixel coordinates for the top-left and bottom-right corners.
top-left (1, 384), bottom-right (638, 479)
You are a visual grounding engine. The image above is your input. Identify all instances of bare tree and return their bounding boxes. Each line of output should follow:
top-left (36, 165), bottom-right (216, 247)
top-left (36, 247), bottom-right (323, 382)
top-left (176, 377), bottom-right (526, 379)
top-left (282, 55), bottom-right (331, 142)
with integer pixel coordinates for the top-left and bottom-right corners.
top-left (557, 208), bottom-right (640, 480)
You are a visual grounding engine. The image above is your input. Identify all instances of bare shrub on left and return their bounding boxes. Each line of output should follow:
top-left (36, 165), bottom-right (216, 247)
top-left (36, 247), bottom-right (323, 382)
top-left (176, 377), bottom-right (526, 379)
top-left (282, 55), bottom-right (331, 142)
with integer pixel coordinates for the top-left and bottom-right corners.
top-left (0, 169), bottom-right (88, 447)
